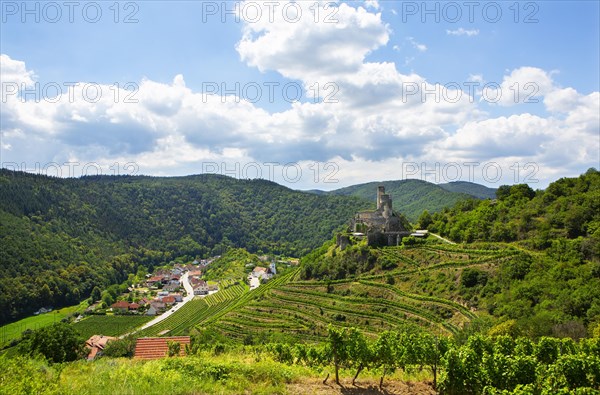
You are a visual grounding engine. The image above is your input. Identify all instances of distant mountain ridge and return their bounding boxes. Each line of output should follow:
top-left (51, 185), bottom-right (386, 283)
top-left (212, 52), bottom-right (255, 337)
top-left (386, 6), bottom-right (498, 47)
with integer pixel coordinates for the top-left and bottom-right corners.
top-left (308, 179), bottom-right (496, 221)
top-left (438, 181), bottom-right (497, 199)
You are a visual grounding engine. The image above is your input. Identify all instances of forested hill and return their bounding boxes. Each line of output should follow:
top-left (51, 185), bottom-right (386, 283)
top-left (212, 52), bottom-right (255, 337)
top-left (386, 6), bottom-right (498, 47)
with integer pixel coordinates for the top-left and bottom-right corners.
top-left (323, 179), bottom-right (480, 221)
top-left (0, 170), bottom-right (368, 324)
top-left (438, 180), bottom-right (497, 199)
top-left (428, 168), bottom-right (600, 253)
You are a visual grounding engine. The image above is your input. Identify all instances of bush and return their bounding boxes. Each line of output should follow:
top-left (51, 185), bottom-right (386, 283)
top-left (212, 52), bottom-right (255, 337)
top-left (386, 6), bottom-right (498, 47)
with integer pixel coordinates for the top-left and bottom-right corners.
top-left (18, 322), bottom-right (85, 363)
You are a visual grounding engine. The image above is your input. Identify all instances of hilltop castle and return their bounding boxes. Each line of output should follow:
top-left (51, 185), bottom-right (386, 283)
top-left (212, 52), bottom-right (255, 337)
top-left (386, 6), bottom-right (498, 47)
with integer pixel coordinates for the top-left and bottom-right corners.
top-left (337, 186), bottom-right (410, 248)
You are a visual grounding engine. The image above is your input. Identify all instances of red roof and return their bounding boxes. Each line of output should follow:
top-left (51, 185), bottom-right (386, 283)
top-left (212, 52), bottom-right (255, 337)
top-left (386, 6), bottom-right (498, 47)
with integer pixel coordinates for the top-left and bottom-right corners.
top-left (111, 300), bottom-right (130, 309)
top-left (134, 337), bottom-right (191, 359)
top-left (129, 303), bottom-right (140, 309)
top-left (148, 276), bottom-right (163, 282)
top-left (162, 296), bottom-right (175, 304)
top-left (85, 335), bottom-right (116, 360)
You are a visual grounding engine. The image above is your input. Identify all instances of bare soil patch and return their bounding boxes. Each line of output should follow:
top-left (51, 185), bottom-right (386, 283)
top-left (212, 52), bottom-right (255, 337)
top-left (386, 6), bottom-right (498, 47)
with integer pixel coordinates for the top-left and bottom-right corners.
top-left (287, 377), bottom-right (436, 395)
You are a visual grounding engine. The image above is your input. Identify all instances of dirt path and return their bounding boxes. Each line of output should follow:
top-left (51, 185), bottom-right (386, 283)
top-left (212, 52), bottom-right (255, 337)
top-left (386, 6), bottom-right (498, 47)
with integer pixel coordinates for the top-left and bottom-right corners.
top-left (287, 378), bottom-right (436, 395)
top-left (429, 233), bottom-right (456, 245)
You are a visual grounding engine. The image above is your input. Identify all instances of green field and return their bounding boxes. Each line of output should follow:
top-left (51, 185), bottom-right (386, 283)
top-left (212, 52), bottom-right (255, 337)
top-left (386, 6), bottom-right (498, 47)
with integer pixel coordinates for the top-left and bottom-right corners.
top-left (73, 315), bottom-right (154, 339)
top-left (0, 302), bottom-right (87, 347)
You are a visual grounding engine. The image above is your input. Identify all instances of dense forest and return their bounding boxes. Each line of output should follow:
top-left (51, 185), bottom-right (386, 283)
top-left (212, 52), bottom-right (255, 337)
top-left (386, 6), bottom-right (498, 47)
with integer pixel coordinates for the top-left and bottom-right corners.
top-left (426, 168), bottom-right (600, 256)
top-left (0, 170), bottom-right (368, 324)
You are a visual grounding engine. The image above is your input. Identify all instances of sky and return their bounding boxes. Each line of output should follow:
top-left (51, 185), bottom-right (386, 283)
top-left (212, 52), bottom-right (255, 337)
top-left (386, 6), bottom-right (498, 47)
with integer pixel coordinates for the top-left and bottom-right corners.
top-left (1, 0), bottom-right (599, 190)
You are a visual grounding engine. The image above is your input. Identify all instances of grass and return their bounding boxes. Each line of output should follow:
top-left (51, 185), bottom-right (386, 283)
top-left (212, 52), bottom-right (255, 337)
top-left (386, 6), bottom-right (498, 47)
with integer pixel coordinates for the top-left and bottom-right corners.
top-left (72, 315), bottom-right (154, 339)
top-left (0, 349), bottom-right (433, 395)
top-left (0, 301), bottom-right (88, 347)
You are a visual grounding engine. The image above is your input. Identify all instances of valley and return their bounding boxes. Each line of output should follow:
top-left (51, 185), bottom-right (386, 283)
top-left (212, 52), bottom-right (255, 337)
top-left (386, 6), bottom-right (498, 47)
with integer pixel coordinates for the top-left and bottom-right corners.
top-left (0, 169), bottom-right (599, 394)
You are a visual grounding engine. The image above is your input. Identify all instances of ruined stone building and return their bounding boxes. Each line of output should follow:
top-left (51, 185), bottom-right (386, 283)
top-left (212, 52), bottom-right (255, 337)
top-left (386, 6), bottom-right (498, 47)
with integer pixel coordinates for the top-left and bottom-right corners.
top-left (338, 186), bottom-right (410, 248)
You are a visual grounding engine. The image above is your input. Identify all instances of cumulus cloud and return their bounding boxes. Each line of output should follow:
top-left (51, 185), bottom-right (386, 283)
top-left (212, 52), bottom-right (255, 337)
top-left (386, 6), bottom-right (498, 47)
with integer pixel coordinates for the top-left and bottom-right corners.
top-left (1, 1), bottom-right (598, 188)
top-left (236, 1), bottom-right (390, 80)
top-left (484, 66), bottom-right (555, 106)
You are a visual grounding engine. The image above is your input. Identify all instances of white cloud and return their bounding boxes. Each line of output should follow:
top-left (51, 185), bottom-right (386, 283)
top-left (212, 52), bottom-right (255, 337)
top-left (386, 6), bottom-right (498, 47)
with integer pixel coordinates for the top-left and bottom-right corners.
top-left (236, 1), bottom-right (390, 81)
top-left (484, 66), bottom-right (555, 106)
top-left (446, 28), bottom-right (480, 37)
top-left (407, 37), bottom-right (427, 52)
top-left (1, 1), bottom-right (598, 189)
top-left (364, 0), bottom-right (379, 10)
top-left (0, 54), bottom-right (35, 87)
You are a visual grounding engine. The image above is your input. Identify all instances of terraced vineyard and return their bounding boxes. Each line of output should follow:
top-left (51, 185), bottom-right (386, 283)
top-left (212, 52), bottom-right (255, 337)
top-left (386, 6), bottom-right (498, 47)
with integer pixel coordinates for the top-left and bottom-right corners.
top-left (206, 244), bottom-right (518, 343)
top-left (138, 269), bottom-right (300, 337)
top-left (135, 244), bottom-right (519, 343)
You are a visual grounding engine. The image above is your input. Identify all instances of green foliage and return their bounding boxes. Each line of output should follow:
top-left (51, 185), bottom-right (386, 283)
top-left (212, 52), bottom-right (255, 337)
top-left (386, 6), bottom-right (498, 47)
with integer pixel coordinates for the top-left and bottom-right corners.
top-left (0, 169), bottom-right (367, 324)
top-left (3, 328), bottom-right (600, 394)
top-left (17, 322), bottom-right (84, 363)
top-left (417, 209), bottom-right (433, 229)
top-left (102, 335), bottom-right (137, 358)
top-left (0, 302), bottom-right (87, 348)
top-left (430, 169), bottom-right (600, 246)
top-left (300, 241), bottom-right (377, 280)
top-left (439, 335), bottom-right (600, 395)
top-left (202, 248), bottom-right (260, 281)
top-left (166, 340), bottom-right (181, 357)
top-left (90, 286), bottom-right (102, 303)
top-left (461, 268), bottom-right (488, 288)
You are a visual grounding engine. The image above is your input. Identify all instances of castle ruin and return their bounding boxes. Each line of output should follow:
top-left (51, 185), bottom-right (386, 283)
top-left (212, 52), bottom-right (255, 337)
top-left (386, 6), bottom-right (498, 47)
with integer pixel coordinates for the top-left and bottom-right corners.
top-left (337, 185), bottom-right (411, 248)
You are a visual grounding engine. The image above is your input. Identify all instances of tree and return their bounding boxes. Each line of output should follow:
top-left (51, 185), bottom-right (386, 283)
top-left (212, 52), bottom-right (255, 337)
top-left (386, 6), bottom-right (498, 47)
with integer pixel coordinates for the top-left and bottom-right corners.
top-left (102, 292), bottom-right (114, 307)
top-left (417, 210), bottom-right (433, 229)
top-left (102, 335), bottom-right (136, 358)
top-left (18, 322), bottom-right (84, 363)
top-left (167, 341), bottom-right (181, 357)
top-left (90, 286), bottom-right (102, 303)
top-left (496, 185), bottom-right (512, 200)
top-left (39, 284), bottom-right (53, 304)
top-left (414, 333), bottom-right (450, 390)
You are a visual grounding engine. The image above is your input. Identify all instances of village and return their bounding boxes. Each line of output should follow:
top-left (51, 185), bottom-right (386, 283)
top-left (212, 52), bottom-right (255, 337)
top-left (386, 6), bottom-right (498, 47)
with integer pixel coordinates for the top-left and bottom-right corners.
top-left (85, 259), bottom-right (217, 318)
top-left (82, 255), bottom-right (285, 360)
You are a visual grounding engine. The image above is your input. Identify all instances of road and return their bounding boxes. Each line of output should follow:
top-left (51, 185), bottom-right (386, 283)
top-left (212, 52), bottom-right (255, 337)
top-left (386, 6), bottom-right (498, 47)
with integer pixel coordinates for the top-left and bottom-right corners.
top-left (122, 271), bottom-right (210, 337)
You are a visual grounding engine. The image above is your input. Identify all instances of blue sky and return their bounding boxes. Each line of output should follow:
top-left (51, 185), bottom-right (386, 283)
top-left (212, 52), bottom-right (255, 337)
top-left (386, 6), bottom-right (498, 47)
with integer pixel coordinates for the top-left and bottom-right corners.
top-left (1, 1), bottom-right (599, 189)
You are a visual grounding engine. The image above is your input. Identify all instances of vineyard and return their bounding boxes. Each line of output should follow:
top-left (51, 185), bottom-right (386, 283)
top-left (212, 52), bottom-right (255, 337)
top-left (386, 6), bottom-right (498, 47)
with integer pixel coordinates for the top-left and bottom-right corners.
top-left (61, 244), bottom-right (526, 344)
top-left (204, 244), bottom-right (517, 343)
top-left (125, 244), bottom-right (526, 344)
top-left (73, 315), bottom-right (153, 339)
top-left (263, 326), bottom-right (600, 394)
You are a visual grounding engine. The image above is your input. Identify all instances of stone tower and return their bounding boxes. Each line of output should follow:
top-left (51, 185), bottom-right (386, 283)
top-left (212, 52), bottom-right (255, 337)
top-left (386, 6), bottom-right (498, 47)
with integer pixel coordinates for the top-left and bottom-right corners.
top-left (377, 185), bottom-right (385, 210)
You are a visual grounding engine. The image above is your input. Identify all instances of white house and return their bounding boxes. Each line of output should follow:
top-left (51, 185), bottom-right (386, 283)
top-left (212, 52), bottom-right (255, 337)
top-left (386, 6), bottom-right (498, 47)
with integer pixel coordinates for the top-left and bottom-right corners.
top-left (193, 280), bottom-right (209, 295)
